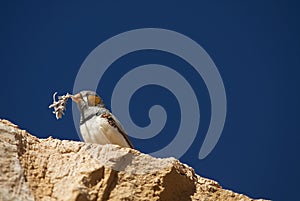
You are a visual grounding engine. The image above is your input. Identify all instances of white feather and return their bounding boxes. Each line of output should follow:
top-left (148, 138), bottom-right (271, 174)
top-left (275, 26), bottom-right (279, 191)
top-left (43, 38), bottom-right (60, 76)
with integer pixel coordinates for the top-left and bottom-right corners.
top-left (80, 115), bottom-right (131, 147)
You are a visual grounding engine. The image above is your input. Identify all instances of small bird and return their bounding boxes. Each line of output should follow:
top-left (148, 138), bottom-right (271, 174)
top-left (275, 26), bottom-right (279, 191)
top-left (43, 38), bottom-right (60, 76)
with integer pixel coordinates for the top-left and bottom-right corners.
top-left (71, 90), bottom-right (134, 148)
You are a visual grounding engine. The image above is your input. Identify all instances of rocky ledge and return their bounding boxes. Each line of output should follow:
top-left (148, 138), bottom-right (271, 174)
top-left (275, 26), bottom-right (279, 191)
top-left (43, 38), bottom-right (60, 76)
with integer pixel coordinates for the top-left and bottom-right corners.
top-left (0, 119), bottom-right (268, 201)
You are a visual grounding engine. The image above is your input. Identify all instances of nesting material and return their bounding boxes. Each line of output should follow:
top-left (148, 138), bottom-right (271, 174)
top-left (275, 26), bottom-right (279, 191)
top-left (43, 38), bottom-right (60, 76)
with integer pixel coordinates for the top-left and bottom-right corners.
top-left (49, 92), bottom-right (73, 119)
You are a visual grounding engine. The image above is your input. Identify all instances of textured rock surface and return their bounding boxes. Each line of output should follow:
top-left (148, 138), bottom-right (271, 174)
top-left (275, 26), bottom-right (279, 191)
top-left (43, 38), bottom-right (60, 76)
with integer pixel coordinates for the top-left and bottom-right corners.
top-left (0, 119), bottom-right (269, 201)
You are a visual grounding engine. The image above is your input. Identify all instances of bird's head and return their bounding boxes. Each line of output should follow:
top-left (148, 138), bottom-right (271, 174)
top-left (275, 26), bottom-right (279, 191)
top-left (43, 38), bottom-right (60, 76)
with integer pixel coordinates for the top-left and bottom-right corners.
top-left (72, 90), bottom-right (105, 111)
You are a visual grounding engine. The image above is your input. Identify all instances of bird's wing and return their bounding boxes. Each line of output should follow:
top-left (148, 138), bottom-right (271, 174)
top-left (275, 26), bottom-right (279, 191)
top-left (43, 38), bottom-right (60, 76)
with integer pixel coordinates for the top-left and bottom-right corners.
top-left (110, 113), bottom-right (134, 148)
top-left (98, 110), bottom-right (134, 148)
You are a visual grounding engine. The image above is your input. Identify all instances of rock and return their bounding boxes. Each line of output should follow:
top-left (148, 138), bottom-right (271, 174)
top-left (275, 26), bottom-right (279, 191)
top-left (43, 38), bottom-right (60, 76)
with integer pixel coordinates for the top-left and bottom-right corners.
top-left (0, 119), bottom-right (269, 201)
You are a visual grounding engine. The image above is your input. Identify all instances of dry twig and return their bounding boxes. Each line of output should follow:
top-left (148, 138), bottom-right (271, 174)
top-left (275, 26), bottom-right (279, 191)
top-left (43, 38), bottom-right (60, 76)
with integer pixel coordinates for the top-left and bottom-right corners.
top-left (49, 92), bottom-right (73, 119)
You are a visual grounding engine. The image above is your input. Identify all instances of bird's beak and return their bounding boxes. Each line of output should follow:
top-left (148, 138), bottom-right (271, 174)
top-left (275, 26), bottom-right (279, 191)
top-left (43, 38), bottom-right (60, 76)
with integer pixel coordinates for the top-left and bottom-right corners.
top-left (71, 93), bottom-right (83, 104)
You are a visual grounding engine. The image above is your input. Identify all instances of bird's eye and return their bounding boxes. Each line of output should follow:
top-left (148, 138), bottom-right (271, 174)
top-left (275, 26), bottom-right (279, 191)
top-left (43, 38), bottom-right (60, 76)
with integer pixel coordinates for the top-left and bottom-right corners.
top-left (87, 95), bottom-right (101, 106)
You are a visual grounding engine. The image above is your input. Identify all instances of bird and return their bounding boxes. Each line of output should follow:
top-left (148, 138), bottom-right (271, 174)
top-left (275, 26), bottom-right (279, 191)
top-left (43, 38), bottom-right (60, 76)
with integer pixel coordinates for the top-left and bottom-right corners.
top-left (71, 90), bottom-right (134, 148)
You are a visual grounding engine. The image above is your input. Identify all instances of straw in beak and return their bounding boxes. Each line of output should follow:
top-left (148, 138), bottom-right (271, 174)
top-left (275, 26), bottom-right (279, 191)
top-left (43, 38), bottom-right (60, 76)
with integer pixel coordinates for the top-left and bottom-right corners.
top-left (71, 93), bottom-right (83, 104)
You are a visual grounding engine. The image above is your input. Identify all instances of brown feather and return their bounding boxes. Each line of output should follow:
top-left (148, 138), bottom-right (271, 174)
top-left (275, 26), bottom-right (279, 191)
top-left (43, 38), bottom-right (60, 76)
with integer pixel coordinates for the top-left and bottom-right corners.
top-left (100, 113), bottom-right (134, 148)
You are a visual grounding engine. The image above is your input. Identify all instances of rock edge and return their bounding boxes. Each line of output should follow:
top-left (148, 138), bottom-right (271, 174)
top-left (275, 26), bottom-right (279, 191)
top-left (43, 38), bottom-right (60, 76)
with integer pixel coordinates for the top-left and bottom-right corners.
top-left (0, 119), bottom-right (269, 201)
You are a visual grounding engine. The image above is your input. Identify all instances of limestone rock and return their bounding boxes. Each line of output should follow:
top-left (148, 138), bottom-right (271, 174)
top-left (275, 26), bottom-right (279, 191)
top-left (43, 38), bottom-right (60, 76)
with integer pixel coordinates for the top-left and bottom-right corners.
top-left (0, 119), bottom-right (269, 201)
